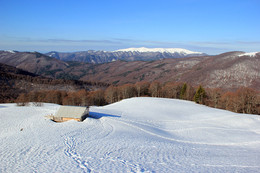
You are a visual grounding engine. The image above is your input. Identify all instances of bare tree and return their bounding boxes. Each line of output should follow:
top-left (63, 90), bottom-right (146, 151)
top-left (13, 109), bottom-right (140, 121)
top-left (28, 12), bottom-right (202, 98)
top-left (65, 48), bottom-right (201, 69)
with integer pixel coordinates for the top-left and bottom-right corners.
top-left (161, 82), bottom-right (181, 98)
top-left (207, 88), bottom-right (223, 108)
top-left (119, 84), bottom-right (137, 99)
top-left (149, 81), bottom-right (161, 97)
top-left (105, 86), bottom-right (118, 103)
top-left (135, 81), bottom-right (150, 97)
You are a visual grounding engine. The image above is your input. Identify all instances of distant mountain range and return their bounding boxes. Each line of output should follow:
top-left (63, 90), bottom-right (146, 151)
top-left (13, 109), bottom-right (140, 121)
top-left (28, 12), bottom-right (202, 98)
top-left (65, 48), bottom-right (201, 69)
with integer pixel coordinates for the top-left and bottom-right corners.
top-left (0, 50), bottom-right (259, 91)
top-left (45, 47), bottom-right (207, 64)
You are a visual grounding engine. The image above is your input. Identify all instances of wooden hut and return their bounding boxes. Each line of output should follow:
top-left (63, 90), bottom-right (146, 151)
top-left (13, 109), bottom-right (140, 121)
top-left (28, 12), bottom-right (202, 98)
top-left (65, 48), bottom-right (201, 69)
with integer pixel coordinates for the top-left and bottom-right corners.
top-left (51, 106), bottom-right (89, 122)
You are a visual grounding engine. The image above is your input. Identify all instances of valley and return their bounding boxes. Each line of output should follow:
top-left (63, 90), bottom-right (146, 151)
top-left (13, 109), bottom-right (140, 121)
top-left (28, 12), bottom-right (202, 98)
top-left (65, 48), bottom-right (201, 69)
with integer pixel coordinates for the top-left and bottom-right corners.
top-left (1, 50), bottom-right (259, 90)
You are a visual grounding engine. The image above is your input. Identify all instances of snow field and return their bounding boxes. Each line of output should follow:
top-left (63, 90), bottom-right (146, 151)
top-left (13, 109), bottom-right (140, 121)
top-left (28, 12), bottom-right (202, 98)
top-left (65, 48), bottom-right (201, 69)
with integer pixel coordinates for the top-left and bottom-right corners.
top-left (0, 97), bottom-right (260, 172)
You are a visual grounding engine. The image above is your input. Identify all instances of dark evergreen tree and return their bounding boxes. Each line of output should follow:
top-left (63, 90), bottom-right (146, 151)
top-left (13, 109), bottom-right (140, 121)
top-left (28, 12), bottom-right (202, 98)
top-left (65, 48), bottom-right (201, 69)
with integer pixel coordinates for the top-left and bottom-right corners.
top-left (194, 85), bottom-right (206, 104)
top-left (180, 83), bottom-right (187, 100)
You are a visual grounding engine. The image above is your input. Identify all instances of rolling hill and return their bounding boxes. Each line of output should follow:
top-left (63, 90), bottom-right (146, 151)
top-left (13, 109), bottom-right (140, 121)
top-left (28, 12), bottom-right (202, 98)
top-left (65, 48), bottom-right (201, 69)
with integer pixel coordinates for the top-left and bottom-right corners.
top-left (0, 97), bottom-right (260, 172)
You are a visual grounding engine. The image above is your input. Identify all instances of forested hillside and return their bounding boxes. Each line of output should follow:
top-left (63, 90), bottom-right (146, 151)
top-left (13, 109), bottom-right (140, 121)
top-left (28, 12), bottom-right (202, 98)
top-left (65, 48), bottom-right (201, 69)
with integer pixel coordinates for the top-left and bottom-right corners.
top-left (1, 51), bottom-right (259, 90)
top-left (0, 63), bottom-right (108, 102)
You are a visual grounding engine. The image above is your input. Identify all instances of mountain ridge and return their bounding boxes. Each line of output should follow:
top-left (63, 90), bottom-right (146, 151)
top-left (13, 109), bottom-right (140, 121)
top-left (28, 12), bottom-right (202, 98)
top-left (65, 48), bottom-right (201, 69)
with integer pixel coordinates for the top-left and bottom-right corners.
top-left (0, 50), bottom-right (259, 91)
top-left (45, 47), bottom-right (207, 64)
top-left (113, 47), bottom-right (204, 54)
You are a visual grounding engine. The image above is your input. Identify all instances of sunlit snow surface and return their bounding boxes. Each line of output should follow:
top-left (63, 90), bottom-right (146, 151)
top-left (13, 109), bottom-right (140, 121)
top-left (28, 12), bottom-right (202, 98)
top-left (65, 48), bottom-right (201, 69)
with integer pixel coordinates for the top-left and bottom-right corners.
top-left (114, 47), bottom-right (203, 55)
top-left (1, 97), bottom-right (260, 172)
top-left (238, 52), bottom-right (259, 57)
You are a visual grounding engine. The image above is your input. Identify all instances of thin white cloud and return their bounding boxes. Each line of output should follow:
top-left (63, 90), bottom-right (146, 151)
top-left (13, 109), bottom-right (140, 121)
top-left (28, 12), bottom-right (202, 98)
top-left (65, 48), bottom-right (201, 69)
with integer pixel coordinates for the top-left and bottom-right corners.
top-left (39, 39), bottom-right (122, 44)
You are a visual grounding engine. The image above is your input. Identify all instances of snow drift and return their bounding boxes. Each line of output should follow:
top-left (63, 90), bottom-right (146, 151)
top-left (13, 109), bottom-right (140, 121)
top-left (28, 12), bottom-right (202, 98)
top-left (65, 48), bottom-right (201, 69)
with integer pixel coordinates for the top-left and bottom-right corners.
top-left (0, 97), bottom-right (260, 172)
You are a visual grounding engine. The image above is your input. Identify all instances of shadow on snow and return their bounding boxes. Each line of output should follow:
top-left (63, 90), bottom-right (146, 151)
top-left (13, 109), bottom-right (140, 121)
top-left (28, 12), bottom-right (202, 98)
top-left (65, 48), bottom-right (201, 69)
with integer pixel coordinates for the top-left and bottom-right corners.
top-left (89, 112), bottom-right (121, 119)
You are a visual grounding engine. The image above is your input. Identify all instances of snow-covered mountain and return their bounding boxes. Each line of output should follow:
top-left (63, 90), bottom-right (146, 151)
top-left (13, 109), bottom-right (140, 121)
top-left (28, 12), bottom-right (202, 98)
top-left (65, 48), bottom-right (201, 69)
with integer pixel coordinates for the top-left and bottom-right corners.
top-left (45, 47), bottom-right (207, 64)
top-left (238, 52), bottom-right (259, 57)
top-left (114, 47), bottom-right (204, 55)
top-left (1, 97), bottom-right (260, 172)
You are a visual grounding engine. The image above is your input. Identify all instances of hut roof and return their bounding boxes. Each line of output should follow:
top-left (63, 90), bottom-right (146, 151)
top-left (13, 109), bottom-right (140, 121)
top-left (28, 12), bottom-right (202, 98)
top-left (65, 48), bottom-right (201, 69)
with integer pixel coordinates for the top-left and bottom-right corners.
top-left (55, 106), bottom-right (88, 119)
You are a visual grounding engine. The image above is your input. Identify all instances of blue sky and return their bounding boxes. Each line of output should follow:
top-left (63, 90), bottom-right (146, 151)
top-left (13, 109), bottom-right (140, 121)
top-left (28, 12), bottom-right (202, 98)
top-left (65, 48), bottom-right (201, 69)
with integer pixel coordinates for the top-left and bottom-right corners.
top-left (0, 0), bottom-right (259, 54)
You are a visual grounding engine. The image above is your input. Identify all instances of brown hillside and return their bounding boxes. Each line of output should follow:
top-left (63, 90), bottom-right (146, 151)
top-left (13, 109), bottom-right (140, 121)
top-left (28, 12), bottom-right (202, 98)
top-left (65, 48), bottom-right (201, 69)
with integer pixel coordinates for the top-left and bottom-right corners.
top-left (0, 51), bottom-right (259, 91)
top-left (0, 63), bottom-right (108, 102)
top-left (80, 52), bottom-right (260, 90)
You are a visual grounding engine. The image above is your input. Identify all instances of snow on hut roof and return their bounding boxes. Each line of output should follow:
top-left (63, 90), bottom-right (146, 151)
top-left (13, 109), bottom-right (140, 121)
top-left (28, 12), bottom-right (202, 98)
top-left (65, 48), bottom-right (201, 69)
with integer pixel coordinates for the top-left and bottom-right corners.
top-left (55, 106), bottom-right (88, 118)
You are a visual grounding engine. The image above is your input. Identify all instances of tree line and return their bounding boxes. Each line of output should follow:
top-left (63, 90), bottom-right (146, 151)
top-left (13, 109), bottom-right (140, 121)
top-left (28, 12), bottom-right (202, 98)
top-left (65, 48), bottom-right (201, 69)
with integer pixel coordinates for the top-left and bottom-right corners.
top-left (16, 81), bottom-right (260, 115)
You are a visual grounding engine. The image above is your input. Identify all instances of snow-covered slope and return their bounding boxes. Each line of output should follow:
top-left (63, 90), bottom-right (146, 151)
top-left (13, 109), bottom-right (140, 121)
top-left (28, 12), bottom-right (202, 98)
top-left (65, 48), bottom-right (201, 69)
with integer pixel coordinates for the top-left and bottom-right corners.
top-left (4, 50), bottom-right (16, 54)
top-left (238, 52), bottom-right (259, 57)
top-left (114, 47), bottom-right (203, 55)
top-left (1, 98), bottom-right (260, 172)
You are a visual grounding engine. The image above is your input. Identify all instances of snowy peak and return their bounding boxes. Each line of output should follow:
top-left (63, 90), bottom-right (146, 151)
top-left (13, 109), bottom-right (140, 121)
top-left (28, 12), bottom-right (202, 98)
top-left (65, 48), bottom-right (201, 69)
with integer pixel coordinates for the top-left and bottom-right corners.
top-left (238, 52), bottom-right (259, 57)
top-left (114, 47), bottom-right (204, 55)
top-left (3, 50), bottom-right (16, 54)
top-left (45, 48), bottom-right (206, 64)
